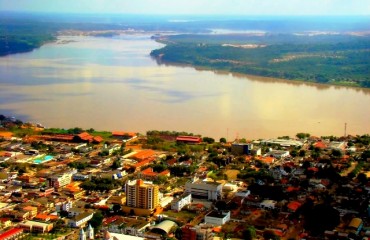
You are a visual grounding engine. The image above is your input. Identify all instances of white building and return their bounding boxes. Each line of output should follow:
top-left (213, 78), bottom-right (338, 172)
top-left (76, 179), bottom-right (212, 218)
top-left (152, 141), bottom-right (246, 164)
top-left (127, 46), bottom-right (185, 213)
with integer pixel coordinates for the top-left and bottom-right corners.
top-left (261, 139), bottom-right (303, 147)
top-left (86, 224), bottom-right (94, 239)
top-left (185, 178), bottom-right (222, 200)
top-left (48, 171), bottom-right (74, 189)
top-left (204, 211), bottom-right (230, 226)
top-left (260, 199), bottom-right (277, 209)
top-left (235, 190), bottom-right (250, 198)
top-left (68, 207), bottom-right (85, 217)
top-left (171, 193), bottom-right (192, 211)
top-left (55, 201), bottom-right (73, 212)
top-left (79, 228), bottom-right (86, 240)
top-left (265, 150), bottom-right (290, 159)
top-left (69, 212), bottom-right (94, 228)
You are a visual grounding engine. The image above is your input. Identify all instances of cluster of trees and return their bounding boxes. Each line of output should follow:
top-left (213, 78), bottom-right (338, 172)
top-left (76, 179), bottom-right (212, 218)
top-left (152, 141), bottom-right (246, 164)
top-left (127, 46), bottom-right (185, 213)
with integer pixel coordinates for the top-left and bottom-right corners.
top-left (147, 130), bottom-right (194, 137)
top-left (237, 167), bottom-right (274, 185)
top-left (169, 165), bottom-right (196, 177)
top-left (43, 127), bottom-right (84, 135)
top-left (67, 161), bottom-right (89, 170)
top-left (80, 177), bottom-right (123, 192)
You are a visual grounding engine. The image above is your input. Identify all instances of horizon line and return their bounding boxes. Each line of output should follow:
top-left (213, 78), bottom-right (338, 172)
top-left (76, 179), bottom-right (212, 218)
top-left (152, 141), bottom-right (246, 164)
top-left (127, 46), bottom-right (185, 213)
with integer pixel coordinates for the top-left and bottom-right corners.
top-left (1, 10), bottom-right (370, 18)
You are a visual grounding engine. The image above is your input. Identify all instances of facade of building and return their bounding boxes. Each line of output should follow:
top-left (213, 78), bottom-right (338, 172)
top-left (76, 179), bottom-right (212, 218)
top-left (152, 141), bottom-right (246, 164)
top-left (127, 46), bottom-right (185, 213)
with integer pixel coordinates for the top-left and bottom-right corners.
top-left (69, 212), bottom-right (94, 228)
top-left (55, 200), bottom-right (73, 212)
top-left (19, 221), bottom-right (53, 233)
top-left (79, 228), bottom-right (86, 240)
top-left (231, 143), bottom-right (253, 155)
top-left (125, 179), bottom-right (159, 210)
top-left (171, 193), bottom-right (192, 212)
top-left (185, 178), bottom-right (222, 200)
top-left (86, 224), bottom-right (94, 239)
top-left (48, 171), bottom-right (73, 189)
top-left (204, 211), bottom-right (230, 226)
top-left (181, 225), bottom-right (213, 240)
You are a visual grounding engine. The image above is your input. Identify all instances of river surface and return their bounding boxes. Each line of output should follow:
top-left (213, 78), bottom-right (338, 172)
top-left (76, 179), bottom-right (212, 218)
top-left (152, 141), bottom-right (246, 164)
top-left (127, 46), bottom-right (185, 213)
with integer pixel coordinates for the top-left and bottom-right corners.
top-left (0, 34), bottom-right (369, 139)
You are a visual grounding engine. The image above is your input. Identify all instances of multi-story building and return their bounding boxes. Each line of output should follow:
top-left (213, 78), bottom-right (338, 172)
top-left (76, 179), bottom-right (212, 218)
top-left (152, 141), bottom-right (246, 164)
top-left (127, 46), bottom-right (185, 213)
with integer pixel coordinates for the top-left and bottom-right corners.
top-left (204, 211), bottom-right (230, 226)
top-left (48, 171), bottom-right (73, 189)
top-left (185, 178), bottom-right (222, 200)
top-left (181, 225), bottom-right (213, 240)
top-left (55, 200), bottom-right (73, 212)
top-left (171, 193), bottom-right (191, 212)
top-left (19, 221), bottom-right (53, 233)
top-left (231, 143), bottom-right (253, 155)
top-left (125, 179), bottom-right (159, 210)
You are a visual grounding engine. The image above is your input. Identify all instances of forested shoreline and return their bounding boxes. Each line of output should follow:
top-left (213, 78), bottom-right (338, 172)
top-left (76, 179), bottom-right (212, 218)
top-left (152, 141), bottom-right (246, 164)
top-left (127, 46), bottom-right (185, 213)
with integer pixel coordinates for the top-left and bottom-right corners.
top-left (150, 34), bottom-right (370, 88)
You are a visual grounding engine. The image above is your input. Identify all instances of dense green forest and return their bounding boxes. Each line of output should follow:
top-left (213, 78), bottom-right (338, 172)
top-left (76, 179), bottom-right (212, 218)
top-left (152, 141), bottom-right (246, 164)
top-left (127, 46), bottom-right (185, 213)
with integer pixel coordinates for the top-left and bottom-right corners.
top-left (151, 34), bottom-right (370, 88)
top-left (0, 19), bottom-right (57, 56)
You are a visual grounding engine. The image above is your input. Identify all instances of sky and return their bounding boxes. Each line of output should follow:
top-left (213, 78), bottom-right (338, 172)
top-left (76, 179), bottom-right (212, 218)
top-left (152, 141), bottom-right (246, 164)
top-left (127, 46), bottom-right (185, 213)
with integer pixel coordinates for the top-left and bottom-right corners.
top-left (0, 0), bottom-right (369, 16)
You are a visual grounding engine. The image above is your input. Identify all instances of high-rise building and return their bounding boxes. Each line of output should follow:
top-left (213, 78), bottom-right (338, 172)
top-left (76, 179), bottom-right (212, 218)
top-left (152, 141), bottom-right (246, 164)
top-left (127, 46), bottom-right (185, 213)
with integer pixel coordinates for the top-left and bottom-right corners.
top-left (125, 179), bottom-right (159, 210)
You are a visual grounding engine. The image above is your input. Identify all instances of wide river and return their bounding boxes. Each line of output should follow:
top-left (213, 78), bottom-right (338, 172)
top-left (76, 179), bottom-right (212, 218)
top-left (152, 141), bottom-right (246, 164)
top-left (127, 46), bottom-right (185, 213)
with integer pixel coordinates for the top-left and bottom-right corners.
top-left (0, 34), bottom-right (369, 140)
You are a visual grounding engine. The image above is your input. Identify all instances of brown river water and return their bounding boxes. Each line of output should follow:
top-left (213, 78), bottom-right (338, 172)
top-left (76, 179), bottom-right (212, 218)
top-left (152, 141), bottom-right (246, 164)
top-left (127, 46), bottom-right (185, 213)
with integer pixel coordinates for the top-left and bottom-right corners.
top-left (0, 35), bottom-right (369, 140)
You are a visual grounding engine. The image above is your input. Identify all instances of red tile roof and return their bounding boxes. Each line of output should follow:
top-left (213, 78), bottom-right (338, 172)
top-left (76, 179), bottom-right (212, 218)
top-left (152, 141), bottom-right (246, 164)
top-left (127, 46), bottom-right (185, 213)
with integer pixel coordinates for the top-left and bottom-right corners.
top-left (134, 158), bottom-right (155, 169)
top-left (287, 201), bottom-right (301, 212)
top-left (314, 141), bottom-right (327, 149)
top-left (176, 136), bottom-right (202, 143)
top-left (167, 159), bottom-right (177, 166)
top-left (132, 150), bottom-right (155, 161)
top-left (93, 136), bottom-right (104, 143)
top-left (141, 168), bottom-right (157, 177)
top-left (0, 228), bottom-right (23, 239)
top-left (286, 186), bottom-right (300, 192)
top-left (159, 170), bottom-right (170, 176)
top-left (77, 132), bottom-right (94, 141)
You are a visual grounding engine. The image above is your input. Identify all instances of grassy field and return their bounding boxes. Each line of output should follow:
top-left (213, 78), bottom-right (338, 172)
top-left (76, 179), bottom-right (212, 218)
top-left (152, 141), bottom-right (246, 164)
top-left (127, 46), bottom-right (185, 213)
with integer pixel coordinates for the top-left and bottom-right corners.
top-left (162, 209), bottom-right (197, 223)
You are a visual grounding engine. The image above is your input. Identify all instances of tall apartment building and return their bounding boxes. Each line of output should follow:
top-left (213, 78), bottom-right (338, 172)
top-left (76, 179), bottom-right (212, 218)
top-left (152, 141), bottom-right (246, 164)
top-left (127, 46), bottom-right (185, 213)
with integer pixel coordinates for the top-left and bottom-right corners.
top-left (125, 179), bottom-right (159, 210)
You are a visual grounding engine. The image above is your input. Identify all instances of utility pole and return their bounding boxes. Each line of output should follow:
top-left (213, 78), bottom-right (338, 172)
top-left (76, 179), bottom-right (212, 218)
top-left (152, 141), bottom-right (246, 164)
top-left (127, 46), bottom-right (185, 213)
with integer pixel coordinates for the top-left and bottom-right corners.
top-left (344, 122), bottom-right (347, 137)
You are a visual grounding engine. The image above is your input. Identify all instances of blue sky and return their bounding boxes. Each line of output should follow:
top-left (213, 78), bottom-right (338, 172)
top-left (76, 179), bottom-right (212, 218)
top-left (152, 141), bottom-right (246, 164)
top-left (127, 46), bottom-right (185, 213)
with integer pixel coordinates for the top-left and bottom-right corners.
top-left (0, 0), bottom-right (369, 15)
